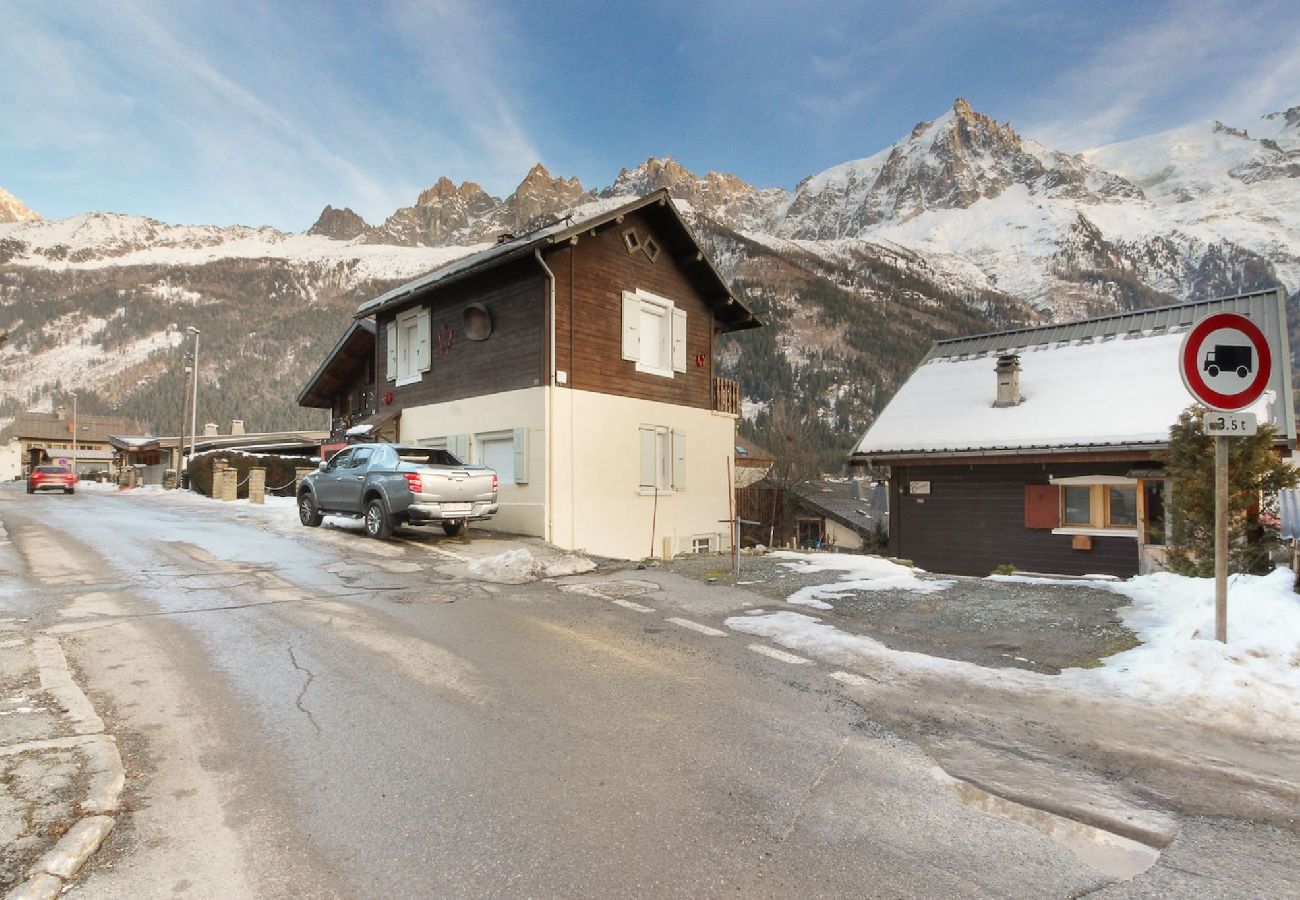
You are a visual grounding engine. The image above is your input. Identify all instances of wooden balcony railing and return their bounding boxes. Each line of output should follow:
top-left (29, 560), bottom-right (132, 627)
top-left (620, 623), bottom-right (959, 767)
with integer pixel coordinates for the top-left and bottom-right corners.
top-left (714, 377), bottom-right (740, 415)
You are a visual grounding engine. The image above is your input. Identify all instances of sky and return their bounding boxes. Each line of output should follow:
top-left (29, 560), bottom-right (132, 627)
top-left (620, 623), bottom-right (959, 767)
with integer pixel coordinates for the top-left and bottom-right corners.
top-left (2, 0), bottom-right (1298, 232)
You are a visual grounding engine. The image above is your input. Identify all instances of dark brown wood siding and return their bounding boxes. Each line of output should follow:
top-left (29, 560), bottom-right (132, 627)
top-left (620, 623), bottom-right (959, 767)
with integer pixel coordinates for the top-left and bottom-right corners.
top-left (889, 460), bottom-right (1149, 577)
top-left (375, 259), bottom-right (546, 412)
top-left (551, 208), bottom-right (716, 409)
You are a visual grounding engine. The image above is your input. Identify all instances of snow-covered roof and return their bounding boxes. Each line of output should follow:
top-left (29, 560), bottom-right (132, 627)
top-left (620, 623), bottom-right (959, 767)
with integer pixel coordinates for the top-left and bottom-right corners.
top-left (855, 290), bottom-right (1295, 459)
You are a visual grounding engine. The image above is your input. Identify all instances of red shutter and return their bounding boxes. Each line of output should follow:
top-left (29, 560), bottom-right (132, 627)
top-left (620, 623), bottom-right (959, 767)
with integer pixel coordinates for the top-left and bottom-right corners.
top-left (1024, 485), bottom-right (1060, 529)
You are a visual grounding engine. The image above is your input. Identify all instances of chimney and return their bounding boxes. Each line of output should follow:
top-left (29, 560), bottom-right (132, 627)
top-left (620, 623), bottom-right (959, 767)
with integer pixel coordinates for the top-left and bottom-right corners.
top-left (993, 354), bottom-right (1022, 408)
top-left (203, 422), bottom-right (219, 437)
top-left (230, 419), bottom-right (245, 435)
top-left (56, 405), bottom-right (67, 421)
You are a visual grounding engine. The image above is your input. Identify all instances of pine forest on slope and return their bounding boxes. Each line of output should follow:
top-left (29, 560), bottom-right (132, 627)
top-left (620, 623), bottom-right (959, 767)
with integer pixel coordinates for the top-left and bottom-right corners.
top-left (1, 98), bottom-right (1297, 468)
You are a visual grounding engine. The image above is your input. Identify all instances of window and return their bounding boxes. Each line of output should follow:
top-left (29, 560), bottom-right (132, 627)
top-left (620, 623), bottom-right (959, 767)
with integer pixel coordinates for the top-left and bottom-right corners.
top-left (1051, 478), bottom-right (1140, 533)
top-left (643, 238), bottom-right (660, 263)
top-left (622, 229), bottom-right (641, 252)
top-left (386, 307), bottom-right (431, 385)
top-left (350, 448), bottom-right (373, 469)
top-left (1143, 480), bottom-right (1168, 546)
top-left (1062, 486), bottom-right (1091, 526)
top-left (325, 449), bottom-right (353, 471)
top-left (639, 426), bottom-right (685, 493)
top-left (691, 536), bottom-right (713, 554)
top-left (478, 435), bottom-right (515, 484)
top-left (621, 289), bottom-right (687, 378)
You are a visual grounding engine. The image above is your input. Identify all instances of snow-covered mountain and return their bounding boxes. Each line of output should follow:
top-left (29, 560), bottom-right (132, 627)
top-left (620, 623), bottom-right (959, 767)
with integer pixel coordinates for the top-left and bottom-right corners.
top-left (1, 99), bottom-right (1296, 456)
top-left (0, 186), bottom-right (40, 223)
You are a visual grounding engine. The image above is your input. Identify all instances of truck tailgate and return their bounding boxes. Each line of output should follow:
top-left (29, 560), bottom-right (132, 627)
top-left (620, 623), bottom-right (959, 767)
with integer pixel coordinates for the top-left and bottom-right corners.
top-left (411, 468), bottom-right (496, 504)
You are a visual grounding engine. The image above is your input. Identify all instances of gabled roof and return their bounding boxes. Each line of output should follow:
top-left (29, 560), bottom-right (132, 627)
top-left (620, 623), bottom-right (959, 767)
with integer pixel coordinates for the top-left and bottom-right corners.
top-left (734, 434), bottom-right (775, 465)
top-left (795, 479), bottom-right (887, 537)
top-left (296, 319), bottom-right (376, 408)
top-left (354, 190), bottom-right (760, 332)
top-left (854, 289), bottom-right (1295, 460)
top-left (11, 411), bottom-right (146, 444)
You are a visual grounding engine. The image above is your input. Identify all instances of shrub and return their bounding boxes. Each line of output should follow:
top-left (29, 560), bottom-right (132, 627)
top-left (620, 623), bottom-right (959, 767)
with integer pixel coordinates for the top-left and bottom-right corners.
top-left (186, 450), bottom-right (314, 498)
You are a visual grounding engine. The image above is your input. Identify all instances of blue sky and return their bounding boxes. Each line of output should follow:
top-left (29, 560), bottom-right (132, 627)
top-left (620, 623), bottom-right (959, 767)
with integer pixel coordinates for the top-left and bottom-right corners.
top-left (3, 0), bottom-right (1298, 231)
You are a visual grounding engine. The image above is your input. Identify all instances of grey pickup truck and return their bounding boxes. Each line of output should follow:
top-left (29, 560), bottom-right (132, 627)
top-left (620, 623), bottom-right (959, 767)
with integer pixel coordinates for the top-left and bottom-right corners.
top-left (297, 443), bottom-right (499, 539)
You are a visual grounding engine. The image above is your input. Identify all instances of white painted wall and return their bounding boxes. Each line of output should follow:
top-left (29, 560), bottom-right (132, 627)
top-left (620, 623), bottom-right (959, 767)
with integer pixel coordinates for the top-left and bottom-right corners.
top-left (397, 387), bottom-right (547, 537)
top-left (823, 519), bottom-right (864, 551)
top-left (551, 389), bottom-right (736, 560)
top-left (0, 439), bottom-right (21, 481)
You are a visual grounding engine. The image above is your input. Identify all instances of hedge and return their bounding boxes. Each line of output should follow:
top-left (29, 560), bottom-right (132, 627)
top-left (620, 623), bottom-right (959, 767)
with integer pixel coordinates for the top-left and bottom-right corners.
top-left (186, 450), bottom-right (314, 498)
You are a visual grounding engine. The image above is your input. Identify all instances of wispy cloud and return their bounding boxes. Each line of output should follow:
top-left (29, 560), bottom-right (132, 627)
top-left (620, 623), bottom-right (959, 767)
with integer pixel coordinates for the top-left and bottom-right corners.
top-left (1020, 0), bottom-right (1300, 151)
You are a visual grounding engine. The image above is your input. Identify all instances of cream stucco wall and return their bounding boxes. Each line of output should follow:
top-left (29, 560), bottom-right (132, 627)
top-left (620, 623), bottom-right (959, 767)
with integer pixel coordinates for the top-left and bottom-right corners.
top-left (0, 439), bottom-right (21, 482)
top-left (550, 389), bottom-right (736, 560)
top-left (397, 387), bottom-right (547, 537)
top-left (824, 519), bottom-right (865, 552)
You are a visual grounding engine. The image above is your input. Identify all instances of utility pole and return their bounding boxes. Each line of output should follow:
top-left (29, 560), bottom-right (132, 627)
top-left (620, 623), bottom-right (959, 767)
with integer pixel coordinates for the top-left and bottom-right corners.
top-left (186, 326), bottom-right (200, 469)
top-left (70, 392), bottom-right (77, 477)
top-left (179, 354), bottom-right (192, 486)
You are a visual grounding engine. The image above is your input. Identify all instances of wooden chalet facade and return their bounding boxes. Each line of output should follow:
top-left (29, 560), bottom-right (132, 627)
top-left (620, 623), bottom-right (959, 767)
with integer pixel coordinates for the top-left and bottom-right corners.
top-left (295, 319), bottom-right (377, 457)
top-left (343, 190), bottom-right (759, 559)
top-left (9, 407), bottom-right (146, 478)
top-left (851, 290), bottom-right (1295, 578)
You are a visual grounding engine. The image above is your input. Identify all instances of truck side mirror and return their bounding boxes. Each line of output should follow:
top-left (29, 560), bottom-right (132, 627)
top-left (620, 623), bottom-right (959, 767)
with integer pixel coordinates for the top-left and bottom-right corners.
top-left (318, 460), bottom-right (327, 469)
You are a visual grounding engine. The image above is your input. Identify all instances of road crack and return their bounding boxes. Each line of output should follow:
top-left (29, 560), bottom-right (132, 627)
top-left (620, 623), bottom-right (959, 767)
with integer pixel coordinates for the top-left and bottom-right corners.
top-left (286, 644), bottom-right (321, 735)
top-left (780, 736), bottom-right (849, 842)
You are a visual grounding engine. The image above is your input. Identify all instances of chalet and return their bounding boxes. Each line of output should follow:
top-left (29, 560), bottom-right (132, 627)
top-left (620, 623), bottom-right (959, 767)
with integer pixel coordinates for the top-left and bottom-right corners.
top-left (295, 319), bottom-right (377, 457)
top-left (9, 407), bottom-right (146, 478)
top-left (792, 479), bottom-right (887, 551)
top-left (851, 290), bottom-right (1295, 577)
top-left (347, 190), bottom-right (759, 559)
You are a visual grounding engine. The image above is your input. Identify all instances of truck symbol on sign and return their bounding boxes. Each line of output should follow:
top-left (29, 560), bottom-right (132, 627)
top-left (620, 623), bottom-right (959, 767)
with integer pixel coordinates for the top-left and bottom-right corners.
top-left (1202, 344), bottom-right (1252, 378)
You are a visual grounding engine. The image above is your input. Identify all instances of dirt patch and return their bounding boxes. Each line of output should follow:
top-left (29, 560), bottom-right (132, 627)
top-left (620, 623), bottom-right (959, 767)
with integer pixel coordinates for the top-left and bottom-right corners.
top-left (662, 552), bottom-right (1139, 673)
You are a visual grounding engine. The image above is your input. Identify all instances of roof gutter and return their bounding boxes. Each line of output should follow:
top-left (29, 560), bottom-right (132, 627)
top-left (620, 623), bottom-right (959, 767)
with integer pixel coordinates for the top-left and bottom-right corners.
top-left (535, 247), bottom-right (556, 544)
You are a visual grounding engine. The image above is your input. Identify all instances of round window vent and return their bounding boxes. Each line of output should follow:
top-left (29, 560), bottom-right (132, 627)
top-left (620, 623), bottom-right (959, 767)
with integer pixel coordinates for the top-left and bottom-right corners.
top-left (463, 303), bottom-right (493, 340)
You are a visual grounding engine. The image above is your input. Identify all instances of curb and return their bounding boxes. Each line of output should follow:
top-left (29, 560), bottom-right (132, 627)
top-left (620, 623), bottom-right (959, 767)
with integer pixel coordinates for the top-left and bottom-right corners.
top-left (3, 638), bottom-right (123, 900)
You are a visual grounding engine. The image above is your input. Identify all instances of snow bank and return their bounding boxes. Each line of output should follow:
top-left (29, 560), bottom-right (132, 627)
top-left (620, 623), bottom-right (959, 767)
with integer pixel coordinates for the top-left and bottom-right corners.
top-left (1077, 567), bottom-right (1300, 734)
top-left (770, 551), bottom-right (953, 609)
top-left (466, 548), bottom-right (596, 583)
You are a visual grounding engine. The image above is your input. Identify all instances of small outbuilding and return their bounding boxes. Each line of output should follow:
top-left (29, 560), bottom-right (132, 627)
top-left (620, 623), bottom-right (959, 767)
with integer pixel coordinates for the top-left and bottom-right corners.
top-left (851, 289), bottom-right (1295, 577)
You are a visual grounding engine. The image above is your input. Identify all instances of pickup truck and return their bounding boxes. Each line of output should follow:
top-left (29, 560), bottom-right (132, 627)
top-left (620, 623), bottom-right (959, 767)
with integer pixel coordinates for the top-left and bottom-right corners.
top-left (297, 443), bottom-right (499, 539)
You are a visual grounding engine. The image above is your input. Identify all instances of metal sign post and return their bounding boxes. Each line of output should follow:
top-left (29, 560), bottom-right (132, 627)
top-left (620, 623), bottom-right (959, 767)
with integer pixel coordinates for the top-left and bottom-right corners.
top-left (1179, 312), bottom-right (1273, 644)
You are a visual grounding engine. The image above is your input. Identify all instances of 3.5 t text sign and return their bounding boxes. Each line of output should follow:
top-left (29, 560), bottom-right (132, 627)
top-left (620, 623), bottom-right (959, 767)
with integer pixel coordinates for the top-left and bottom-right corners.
top-left (1179, 312), bottom-right (1272, 412)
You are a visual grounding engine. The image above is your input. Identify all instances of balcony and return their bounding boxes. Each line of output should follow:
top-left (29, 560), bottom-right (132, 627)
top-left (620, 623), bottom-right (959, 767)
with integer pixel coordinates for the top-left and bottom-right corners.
top-left (713, 377), bottom-right (740, 415)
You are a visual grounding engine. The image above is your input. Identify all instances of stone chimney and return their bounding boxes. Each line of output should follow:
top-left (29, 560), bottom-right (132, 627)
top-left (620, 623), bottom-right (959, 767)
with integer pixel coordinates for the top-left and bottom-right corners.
top-left (230, 419), bottom-right (245, 435)
top-left (203, 422), bottom-right (219, 437)
top-left (993, 354), bottom-right (1022, 408)
top-left (56, 405), bottom-right (67, 421)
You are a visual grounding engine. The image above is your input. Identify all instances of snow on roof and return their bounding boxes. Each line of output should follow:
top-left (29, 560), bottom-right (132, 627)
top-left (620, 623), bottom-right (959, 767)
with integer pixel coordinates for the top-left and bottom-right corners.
top-left (855, 331), bottom-right (1277, 457)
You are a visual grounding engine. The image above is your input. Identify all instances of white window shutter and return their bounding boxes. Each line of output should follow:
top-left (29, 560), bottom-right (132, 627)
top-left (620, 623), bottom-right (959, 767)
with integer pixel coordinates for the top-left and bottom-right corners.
top-left (450, 434), bottom-right (469, 463)
top-left (415, 310), bottom-right (431, 372)
top-left (672, 309), bottom-right (687, 373)
top-left (639, 427), bottom-right (656, 489)
top-left (385, 322), bottom-right (397, 381)
top-left (622, 292), bottom-right (640, 361)
top-left (512, 427), bottom-right (528, 484)
top-left (672, 430), bottom-right (686, 490)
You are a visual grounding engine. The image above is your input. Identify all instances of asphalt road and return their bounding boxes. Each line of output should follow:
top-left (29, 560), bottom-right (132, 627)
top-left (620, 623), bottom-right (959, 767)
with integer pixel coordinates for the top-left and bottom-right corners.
top-left (1, 484), bottom-right (1296, 898)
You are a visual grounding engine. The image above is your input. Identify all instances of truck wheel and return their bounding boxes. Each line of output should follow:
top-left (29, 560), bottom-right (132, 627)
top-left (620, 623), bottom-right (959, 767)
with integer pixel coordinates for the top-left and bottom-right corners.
top-left (1207, 364), bottom-right (1220, 377)
top-left (442, 521), bottom-right (465, 537)
top-left (365, 497), bottom-right (393, 540)
top-left (1236, 366), bottom-right (1248, 378)
top-left (298, 492), bottom-right (323, 527)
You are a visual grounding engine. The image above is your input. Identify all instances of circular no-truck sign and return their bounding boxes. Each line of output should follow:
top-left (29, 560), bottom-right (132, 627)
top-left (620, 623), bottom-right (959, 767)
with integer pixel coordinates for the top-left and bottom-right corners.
top-left (1180, 312), bottom-right (1272, 412)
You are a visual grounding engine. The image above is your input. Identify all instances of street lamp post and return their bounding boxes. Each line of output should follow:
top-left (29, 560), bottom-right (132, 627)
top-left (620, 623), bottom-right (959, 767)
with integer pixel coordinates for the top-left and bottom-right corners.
top-left (179, 354), bottom-right (192, 486)
top-left (186, 327), bottom-right (200, 470)
top-left (70, 392), bottom-right (77, 477)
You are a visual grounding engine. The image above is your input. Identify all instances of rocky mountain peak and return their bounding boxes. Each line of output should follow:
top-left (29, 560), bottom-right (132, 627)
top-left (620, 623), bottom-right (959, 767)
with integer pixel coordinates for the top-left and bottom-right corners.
top-left (307, 205), bottom-right (368, 241)
top-left (777, 99), bottom-right (1141, 239)
top-left (502, 164), bottom-right (590, 230)
top-left (416, 177), bottom-right (492, 207)
top-left (0, 186), bottom-right (41, 223)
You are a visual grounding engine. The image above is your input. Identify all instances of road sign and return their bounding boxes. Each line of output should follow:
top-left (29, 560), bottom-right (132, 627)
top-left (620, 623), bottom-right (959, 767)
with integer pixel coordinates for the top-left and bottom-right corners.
top-left (1203, 411), bottom-right (1258, 436)
top-left (1179, 312), bottom-right (1272, 411)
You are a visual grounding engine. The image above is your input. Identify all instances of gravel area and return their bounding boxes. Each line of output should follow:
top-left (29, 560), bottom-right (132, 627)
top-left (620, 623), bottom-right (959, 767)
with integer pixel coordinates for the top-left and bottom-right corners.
top-left (661, 551), bottom-right (1139, 674)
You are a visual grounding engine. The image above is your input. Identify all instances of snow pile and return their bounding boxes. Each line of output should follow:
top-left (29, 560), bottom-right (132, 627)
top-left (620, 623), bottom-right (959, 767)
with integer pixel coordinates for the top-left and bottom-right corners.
top-left (1077, 567), bottom-right (1300, 734)
top-left (466, 548), bottom-right (596, 583)
top-left (771, 551), bottom-right (952, 609)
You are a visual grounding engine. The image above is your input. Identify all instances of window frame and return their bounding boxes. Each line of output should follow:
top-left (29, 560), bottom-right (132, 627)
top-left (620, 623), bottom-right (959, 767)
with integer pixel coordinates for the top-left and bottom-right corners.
top-left (1050, 477), bottom-right (1140, 537)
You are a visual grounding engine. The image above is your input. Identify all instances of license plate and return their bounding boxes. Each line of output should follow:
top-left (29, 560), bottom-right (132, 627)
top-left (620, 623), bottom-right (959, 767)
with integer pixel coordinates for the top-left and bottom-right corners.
top-left (441, 503), bottom-right (472, 514)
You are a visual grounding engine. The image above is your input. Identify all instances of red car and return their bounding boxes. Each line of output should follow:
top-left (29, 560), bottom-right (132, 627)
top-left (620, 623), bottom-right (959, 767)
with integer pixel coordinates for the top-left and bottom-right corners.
top-left (27, 465), bottom-right (78, 495)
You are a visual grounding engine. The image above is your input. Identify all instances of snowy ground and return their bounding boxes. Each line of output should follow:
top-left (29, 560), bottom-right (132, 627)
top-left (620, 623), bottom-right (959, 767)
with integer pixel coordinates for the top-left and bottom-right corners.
top-left (723, 550), bottom-right (1300, 740)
